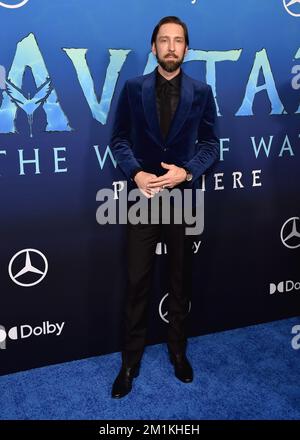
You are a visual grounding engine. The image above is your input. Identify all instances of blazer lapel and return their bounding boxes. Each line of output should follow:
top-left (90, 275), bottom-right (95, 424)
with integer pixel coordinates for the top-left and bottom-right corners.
top-left (166, 70), bottom-right (193, 145)
top-left (142, 70), bottom-right (163, 146)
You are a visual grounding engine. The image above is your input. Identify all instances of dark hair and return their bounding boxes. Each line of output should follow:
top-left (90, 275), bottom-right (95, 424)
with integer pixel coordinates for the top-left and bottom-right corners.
top-left (151, 16), bottom-right (189, 46)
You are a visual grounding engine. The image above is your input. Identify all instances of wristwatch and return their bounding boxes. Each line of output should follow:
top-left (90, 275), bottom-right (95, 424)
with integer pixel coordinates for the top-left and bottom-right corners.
top-left (183, 167), bottom-right (193, 182)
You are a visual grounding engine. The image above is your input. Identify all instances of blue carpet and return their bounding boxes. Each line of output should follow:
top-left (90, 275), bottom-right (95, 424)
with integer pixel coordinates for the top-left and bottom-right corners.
top-left (0, 318), bottom-right (299, 420)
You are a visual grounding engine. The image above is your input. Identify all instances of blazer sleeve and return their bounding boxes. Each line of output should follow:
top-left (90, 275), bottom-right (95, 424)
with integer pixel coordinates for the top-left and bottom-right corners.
top-left (184, 85), bottom-right (219, 183)
top-left (110, 81), bottom-right (141, 180)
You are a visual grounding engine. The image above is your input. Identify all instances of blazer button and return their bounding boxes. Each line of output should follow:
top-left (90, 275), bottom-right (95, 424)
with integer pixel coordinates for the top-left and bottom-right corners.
top-left (163, 147), bottom-right (167, 152)
top-left (195, 139), bottom-right (199, 144)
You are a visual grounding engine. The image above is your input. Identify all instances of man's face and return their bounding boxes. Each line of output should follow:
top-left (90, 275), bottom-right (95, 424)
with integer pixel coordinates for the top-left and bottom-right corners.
top-left (152, 23), bottom-right (188, 73)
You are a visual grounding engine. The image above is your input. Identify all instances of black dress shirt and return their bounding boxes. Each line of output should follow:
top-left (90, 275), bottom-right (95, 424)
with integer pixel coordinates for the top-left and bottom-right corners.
top-left (156, 67), bottom-right (181, 140)
top-left (130, 67), bottom-right (182, 180)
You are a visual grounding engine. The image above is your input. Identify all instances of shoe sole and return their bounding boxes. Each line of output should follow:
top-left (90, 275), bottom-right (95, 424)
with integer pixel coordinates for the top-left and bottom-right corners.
top-left (170, 356), bottom-right (193, 382)
top-left (175, 374), bottom-right (193, 383)
top-left (111, 367), bottom-right (140, 399)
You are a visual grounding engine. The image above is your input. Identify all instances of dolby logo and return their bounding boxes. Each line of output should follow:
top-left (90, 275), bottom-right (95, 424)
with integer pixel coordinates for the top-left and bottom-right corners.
top-left (269, 280), bottom-right (300, 295)
top-left (0, 321), bottom-right (65, 350)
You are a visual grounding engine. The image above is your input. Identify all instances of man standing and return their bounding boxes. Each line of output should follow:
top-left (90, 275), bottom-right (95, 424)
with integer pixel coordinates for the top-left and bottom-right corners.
top-left (110, 16), bottom-right (219, 398)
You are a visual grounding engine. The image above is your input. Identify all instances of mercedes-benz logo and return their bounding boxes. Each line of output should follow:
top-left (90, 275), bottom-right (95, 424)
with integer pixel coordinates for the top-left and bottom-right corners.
top-left (0, 1), bottom-right (29, 8)
top-left (280, 217), bottom-right (300, 249)
top-left (283, 0), bottom-right (300, 17)
top-left (159, 293), bottom-right (191, 323)
top-left (8, 248), bottom-right (48, 287)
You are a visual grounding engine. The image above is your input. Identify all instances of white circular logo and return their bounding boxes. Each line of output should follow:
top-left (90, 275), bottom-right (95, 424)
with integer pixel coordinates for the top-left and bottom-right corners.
top-left (280, 217), bottom-right (300, 249)
top-left (283, 0), bottom-right (300, 17)
top-left (0, 327), bottom-right (6, 343)
top-left (0, 0), bottom-right (29, 8)
top-left (8, 248), bottom-right (48, 287)
top-left (159, 293), bottom-right (191, 323)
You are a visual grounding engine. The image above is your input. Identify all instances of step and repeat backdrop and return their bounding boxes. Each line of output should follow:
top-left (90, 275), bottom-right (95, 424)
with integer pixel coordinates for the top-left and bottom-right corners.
top-left (0, 0), bottom-right (299, 375)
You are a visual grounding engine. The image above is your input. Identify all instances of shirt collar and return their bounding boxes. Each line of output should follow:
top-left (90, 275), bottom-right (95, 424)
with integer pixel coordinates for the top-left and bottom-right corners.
top-left (156, 66), bottom-right (182, 89)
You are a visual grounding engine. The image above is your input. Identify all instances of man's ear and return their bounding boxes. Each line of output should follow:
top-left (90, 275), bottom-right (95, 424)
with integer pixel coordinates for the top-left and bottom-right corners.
top-left (151, 42), bottom-right (156, 56)
top-left (185, 45), bottom-right (189, 55)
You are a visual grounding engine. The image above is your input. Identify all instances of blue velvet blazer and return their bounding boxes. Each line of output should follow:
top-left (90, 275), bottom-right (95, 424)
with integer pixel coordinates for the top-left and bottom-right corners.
top-left (110, 68), bottom-right (219, 194)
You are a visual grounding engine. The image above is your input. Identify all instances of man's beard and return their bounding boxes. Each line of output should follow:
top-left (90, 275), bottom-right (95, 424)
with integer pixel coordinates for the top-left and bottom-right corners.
top-left (156, 53), bottom-right (184, 73)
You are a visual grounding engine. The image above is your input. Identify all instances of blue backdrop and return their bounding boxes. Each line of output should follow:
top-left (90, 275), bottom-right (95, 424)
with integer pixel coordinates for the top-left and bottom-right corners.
top-left (0, 0), bottom-right (299, 375)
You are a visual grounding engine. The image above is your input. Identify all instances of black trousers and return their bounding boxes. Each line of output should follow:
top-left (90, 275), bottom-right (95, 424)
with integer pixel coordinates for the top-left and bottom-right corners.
top-left (121, 199), bottom-right (194, 368)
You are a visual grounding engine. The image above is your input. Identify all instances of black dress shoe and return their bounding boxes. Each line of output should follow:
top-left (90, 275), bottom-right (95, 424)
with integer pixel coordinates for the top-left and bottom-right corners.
top-left (111, 364), bottom-right (140, 399)
top-left (169, 353), bottom-right (193, 383)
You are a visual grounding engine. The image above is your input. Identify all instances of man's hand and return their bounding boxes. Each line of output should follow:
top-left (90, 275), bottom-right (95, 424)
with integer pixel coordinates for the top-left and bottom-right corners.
top-left (134, 171), bottom-right (162, 198)
top-left (146, 162), bottom-right (187, 190)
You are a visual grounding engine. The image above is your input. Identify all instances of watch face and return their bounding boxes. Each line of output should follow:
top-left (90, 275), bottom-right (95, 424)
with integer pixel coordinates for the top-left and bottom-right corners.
top-left (186, 173), bottom-right (193, 182)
